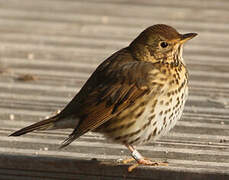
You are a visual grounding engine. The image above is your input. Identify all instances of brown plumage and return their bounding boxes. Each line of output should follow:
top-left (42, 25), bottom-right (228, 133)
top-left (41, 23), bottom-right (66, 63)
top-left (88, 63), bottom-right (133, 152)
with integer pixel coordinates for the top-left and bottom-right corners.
top-left (10, 24), bottom-right (197, 171)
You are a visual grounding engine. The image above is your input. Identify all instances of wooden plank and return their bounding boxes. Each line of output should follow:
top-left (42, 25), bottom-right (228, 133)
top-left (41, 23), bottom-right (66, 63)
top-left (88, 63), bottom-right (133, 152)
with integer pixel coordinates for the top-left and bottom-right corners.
top-left (0, 0), bottom-right (228, 179)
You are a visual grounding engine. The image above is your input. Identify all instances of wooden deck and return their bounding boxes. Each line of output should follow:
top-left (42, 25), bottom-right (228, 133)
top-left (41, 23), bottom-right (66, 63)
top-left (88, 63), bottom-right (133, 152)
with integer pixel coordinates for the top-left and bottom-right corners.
top-left (0, 0), bottom-right (229, 179)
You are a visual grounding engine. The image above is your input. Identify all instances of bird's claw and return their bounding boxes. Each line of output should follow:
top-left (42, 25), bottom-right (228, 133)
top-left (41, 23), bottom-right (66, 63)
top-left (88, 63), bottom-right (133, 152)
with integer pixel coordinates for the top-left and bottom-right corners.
top-left (127, 158), bottom-right (168, 172)
top-left (122, 157), bottom-right (135, 164)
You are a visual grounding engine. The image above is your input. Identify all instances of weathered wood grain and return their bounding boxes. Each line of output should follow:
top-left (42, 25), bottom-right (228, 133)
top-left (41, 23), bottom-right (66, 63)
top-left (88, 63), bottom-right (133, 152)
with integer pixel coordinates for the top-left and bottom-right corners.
top-left (0, 0), bottom-right (228, 179)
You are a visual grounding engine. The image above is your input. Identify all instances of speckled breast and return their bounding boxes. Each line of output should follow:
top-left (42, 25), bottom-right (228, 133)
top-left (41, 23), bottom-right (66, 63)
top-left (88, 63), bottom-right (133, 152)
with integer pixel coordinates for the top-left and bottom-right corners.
top-left (97, 63), bottom-right (189, 146)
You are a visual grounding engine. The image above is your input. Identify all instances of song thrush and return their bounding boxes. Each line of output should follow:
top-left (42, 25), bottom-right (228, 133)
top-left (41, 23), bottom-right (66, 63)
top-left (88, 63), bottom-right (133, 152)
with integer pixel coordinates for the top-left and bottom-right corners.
top-left (10, 24), bottom-right (197, 171)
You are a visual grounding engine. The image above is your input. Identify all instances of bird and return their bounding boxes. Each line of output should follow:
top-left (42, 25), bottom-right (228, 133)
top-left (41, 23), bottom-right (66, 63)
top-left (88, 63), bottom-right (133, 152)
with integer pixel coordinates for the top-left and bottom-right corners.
top-left (10, 24), bottom-right (197, 171)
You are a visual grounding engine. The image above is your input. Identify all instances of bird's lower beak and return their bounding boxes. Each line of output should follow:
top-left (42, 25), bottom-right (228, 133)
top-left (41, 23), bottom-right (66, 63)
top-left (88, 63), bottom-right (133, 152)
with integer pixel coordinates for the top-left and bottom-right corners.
top-left (180, 33), bottom-right (198, 44)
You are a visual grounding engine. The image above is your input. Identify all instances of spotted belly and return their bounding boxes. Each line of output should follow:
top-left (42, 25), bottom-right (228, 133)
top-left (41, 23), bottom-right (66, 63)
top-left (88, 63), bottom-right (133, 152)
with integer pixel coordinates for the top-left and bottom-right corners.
top-left (96, 85), bottom-right (188, 145)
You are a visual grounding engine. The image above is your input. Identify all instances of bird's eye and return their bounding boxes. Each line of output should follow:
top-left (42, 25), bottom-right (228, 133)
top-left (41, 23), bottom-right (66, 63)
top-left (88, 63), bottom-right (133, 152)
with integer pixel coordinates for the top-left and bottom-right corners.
top-left (160, 41), bottom-right (168, 48)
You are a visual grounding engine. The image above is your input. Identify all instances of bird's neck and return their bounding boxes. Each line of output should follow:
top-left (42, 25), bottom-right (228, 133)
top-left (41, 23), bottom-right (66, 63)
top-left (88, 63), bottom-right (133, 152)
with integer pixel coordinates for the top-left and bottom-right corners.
top-left (129, 44), bottom-right (185, 66)
top-left (174, 44), bottom-right (185, 64)
top-left (163, 44), bottom-right (185, 66)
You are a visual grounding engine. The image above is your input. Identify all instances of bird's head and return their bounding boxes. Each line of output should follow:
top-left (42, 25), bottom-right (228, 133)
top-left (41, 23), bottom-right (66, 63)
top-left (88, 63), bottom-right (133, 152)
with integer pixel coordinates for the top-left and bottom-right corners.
top-left (129, 24), bottom-right (197, 63)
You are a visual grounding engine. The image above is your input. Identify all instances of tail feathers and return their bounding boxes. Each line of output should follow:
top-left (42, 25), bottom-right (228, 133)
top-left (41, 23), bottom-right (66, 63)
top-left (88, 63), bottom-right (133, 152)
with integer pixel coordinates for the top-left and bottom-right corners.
top-left (9, 116), bottom-right (58, 137)
top-left (59, 134), bottom-right (77, 149)
top-left (59, 128), bottom-right (82, 149)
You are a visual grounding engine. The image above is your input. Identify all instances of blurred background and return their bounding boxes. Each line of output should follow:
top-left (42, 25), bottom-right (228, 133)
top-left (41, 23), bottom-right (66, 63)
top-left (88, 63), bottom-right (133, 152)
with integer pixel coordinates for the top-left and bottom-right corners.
top-left (0, 0), bottom-right (228, 179)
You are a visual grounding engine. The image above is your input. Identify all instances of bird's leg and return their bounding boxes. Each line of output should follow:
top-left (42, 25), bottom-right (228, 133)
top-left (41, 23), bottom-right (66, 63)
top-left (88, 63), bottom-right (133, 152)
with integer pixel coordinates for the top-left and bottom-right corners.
top-left (125, 144), bottom-right (155, 165)
top-left (122, 144), bottom-right (138, 164)
top-left (124, 144), bottom-right (168, 172)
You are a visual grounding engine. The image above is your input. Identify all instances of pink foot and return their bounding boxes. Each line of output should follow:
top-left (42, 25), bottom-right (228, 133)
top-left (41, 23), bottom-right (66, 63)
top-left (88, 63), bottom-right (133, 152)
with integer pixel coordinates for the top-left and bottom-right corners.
top-left (128, 158), bottom-right (168, 172)
top-left (124, 144), bottom-right (168, 172)
top-left (138, 158), bottom-right (168, 166)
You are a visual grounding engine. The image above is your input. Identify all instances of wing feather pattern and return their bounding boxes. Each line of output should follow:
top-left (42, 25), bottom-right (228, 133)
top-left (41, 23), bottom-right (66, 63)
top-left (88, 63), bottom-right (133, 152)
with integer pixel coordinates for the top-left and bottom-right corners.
top-left (59, 48), bottom-right (164, 148)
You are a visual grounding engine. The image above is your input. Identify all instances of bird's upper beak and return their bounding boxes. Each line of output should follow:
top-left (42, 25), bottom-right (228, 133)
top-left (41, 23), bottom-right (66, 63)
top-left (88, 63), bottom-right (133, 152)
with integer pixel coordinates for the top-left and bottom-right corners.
top-left (179, 33), bottom-right (198, 44)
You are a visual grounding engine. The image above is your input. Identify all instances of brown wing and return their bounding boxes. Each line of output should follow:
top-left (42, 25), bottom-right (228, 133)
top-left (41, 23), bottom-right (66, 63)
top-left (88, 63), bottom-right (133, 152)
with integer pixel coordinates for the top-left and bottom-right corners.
top-left (59, 48), bottom-right (165, 148)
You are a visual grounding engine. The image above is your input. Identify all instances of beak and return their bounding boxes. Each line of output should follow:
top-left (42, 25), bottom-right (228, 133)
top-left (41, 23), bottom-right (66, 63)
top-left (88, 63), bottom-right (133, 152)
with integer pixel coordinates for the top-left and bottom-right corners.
top-left (180, 33), bottom-right (198, 44)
